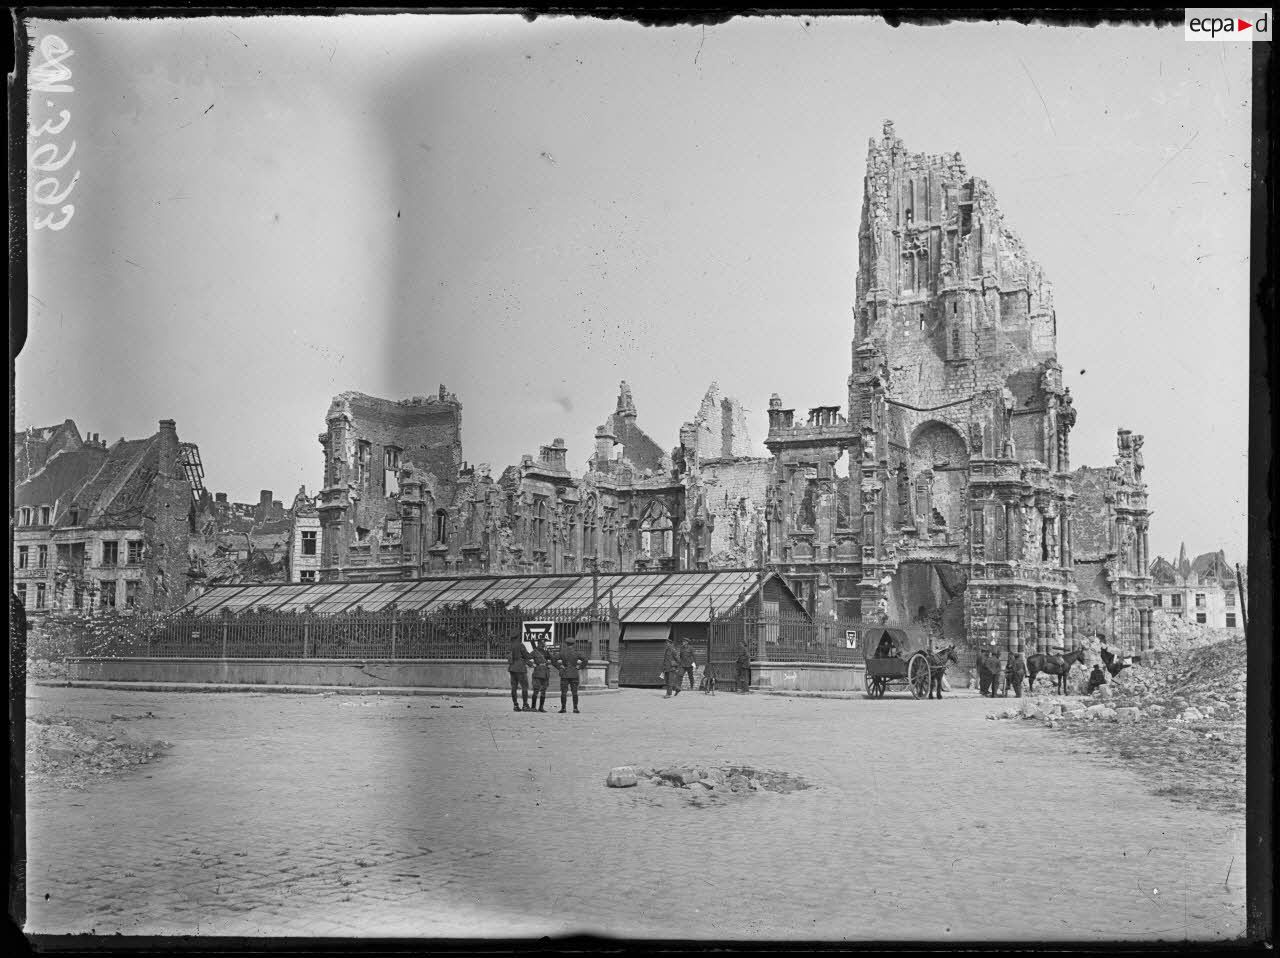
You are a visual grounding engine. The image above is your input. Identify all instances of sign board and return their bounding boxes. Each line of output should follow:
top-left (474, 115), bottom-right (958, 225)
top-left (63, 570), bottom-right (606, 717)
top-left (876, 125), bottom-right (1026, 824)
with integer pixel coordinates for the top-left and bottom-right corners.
top-left (522, 620), bottom-right (555, 654)
top-left (845, 629), bottom-right (859, 650)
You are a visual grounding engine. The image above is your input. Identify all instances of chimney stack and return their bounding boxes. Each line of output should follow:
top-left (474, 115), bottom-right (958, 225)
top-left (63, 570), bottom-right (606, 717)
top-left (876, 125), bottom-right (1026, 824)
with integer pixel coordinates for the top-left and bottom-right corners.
top-left (158, 420), bottom-right (179, 479)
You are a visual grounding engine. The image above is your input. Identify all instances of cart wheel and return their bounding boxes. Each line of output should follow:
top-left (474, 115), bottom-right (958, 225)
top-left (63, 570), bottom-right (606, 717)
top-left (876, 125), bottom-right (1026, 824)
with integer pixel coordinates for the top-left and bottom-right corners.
top-left (908, 653), bottom-right (931, 699)
top-left (864, 675), bottom-right (878, 699)
top-left (865, 675), bottom-right (883, 698)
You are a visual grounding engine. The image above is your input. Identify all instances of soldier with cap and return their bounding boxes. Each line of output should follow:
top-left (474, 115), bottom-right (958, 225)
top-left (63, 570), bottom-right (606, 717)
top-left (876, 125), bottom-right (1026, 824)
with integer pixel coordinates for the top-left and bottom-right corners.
top-left (735, 639), bottom-right (751, 693)
top-left (553, 636), bottom-right (589, 714)
top-left (677, 637), bottom-right (697, 691)
top-left (529, 637), bottom-right (552, 712)
top-left (662, 637), bottom-right (681, 697)
top-left (506, 633), bottom-right (533, 712)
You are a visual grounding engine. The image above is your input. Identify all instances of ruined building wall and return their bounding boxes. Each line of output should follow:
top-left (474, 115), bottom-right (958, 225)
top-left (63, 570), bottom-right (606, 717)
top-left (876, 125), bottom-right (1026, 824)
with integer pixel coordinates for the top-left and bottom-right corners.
top-left (317, 387), bottom-right (461, 574)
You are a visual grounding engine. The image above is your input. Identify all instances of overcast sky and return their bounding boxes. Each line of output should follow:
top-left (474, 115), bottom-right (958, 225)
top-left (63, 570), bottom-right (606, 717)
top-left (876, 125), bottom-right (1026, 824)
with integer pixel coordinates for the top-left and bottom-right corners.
top-left (20, 14), bottom-right (1252, 564)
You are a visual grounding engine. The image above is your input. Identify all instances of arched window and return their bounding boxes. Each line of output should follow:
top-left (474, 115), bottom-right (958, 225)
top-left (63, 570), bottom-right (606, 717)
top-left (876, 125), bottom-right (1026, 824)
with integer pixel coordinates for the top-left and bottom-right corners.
top-left (640, 502), bottom-right (673, 558)
top-left (435, 509), bottom-right (448, 545)
top-left (582, 499), bottom-right (598, 557)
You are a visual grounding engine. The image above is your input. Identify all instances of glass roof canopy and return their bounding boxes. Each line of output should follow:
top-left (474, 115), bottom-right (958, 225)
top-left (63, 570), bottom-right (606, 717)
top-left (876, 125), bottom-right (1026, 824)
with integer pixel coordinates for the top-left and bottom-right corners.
top-left (176, 570), bottom-right (784, 622)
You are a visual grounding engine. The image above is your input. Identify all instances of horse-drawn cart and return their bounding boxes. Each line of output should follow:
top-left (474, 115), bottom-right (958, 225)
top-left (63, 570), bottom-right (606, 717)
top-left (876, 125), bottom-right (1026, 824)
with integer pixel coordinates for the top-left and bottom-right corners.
top-left (861, 626), bottom-right (934, 699)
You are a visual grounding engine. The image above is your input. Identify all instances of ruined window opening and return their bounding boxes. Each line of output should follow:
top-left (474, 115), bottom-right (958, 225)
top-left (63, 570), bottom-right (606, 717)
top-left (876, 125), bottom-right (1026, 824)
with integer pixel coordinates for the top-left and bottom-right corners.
top-left (533, 499), bottom-right (547, 551)
top-left (69, 506), bottom-right (79, 525)
top-left (37, 545), bottom-right (48, 569)
top-left (357, 441), bottom-right (371, 485)
top-left (435, 510), bottom-right (448, 545)
top-left (301, 531), bottom-right (317, 556)
top-left (1154, 594), bottom-right (1163, 607)
top-left (35, 582), bottom-right (47, 609)
top-left (40, 506), bottom-right (51, 525)
top-left (16, 583), bottom-right (27, 606)
top-left (1225, 591), bottom-right (1236, 608)
top-left (17, 546), bottom-right (29, 569)
top-left (102, 540), bottom-right (119, 567)
top-left (384, 446), bottom-right (401, 470)
top-left (100, 581), bottom-right (116, 609)
top-left (73, 586), bottom-right (83, 609)
top-left (952, 302), bottom-right (957, 315)
top-left (125, 581), bottom-right (139, 609)
top-left (1195, 593), bottom-right (1205, 608)
top-left (127, 541), bottom-right (143, 565)
top-left (1171, 594), bottom-right (1182, 608)
top-left (1041, 519), bottom-right (1050, 562)
top-left (583, 509), bottom-right (598, 558)
top-left (20, 507), bottom-right (31, 526)
top-left (1226, 613), bottom-right (1237, 628)
top-left (1195, 612), bottom-right (1206, 625)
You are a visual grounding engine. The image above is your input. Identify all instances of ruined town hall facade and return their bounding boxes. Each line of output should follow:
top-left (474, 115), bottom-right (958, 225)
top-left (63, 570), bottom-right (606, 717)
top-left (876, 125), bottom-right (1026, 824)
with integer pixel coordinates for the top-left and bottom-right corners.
top-left (310, 122), bottom-right (1155, 653)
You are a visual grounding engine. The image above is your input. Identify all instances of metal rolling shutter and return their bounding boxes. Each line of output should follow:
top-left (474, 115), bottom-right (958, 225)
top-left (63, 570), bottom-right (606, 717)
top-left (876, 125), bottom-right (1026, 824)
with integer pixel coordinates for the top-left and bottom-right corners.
top-left (618, 624), bottom-right (671, 687)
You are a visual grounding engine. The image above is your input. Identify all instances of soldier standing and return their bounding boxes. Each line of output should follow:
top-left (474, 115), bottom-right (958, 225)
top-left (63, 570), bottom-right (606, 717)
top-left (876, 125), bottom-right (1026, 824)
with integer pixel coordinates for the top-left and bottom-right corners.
top-left (735, 639), bottom-right (751, 693)
top-left (678, 638), bottom-right (697, 691)
top-left (553, 637), bottom-right (589, 714)
top-left (662, 638), bottom-right (681, 697)
top-left (530, 639), bottom-right (551, 712)
top-left (507, 633), bottom-right (533, 712)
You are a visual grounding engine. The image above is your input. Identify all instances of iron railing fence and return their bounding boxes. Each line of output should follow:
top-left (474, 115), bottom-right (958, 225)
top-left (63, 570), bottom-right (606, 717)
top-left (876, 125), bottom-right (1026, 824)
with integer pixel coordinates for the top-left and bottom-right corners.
top-left (708, 612), bottom-right (870, 666)
top-left (70, 607), bottom-right (608, 661)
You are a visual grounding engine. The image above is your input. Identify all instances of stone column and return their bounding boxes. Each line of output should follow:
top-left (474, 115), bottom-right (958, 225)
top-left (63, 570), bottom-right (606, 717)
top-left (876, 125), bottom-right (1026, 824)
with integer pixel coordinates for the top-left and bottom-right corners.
top-left (1007, 597), bottom-right (1022, 655)
top-left (1036, 590), bottom-right (1049, 653)
top-left (1064, 596), bottom-right (1076, 647)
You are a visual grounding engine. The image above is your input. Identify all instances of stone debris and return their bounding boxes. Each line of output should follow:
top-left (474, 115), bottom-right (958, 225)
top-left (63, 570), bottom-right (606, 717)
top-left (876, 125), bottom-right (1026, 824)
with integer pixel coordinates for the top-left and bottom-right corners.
top-left (27, 715), bottom-right (169, 789)
top-left (619, 763), bottom-right (810, 798)
top-left (605, 766), bottom-right (638, 788)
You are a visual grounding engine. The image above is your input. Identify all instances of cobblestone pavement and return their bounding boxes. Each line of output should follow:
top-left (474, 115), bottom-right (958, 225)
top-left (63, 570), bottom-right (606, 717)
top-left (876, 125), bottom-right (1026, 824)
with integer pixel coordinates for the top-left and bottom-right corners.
top-left (23, 685), bottom-right (1245, 942)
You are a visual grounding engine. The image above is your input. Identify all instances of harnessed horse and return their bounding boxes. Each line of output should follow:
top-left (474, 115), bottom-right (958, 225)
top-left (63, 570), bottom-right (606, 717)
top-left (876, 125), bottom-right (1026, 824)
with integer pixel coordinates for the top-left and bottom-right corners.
top-left (1027, 647), bottom-right (1087, 694)
top-left (926, 645), bottom-right (959, 699)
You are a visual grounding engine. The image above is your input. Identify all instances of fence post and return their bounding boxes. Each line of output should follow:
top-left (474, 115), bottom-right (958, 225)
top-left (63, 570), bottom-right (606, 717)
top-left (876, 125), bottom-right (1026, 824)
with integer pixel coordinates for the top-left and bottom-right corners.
top-left (221, 610), bottom-right (229, 660)
top-left (303, 607), bottom-right (311, 658)
top-left (391, 608), bottom-right (398, 659)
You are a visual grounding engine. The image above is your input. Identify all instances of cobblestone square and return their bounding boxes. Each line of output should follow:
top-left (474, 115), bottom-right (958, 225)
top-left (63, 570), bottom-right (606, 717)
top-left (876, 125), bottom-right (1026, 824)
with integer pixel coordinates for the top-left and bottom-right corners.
top-left (24, 685), bottom-right (1245, 942)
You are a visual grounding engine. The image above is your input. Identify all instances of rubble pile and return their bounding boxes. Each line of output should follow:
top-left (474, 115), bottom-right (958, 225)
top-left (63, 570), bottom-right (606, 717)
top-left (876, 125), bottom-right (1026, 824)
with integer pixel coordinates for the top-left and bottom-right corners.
top-left (987, 633), bottom-right (1246, 814)
top-left (605, 764), bottom-right (810, 796)
top-left (27, 714), bottom-right (170, 789)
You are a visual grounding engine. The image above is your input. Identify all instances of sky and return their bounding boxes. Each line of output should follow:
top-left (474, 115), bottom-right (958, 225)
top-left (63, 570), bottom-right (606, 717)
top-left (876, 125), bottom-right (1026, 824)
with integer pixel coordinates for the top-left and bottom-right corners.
top-left (19, 14), bottom-right (1253, 565)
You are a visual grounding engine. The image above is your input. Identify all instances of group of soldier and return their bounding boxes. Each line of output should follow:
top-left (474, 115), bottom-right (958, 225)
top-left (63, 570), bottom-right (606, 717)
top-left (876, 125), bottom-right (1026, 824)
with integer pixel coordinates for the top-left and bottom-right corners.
top-left (506, 633), bottom-right (589, 714)
top-left (507, 631), bottom-right (756, 707)
top-left (660, 636), bottom-right (753, 697)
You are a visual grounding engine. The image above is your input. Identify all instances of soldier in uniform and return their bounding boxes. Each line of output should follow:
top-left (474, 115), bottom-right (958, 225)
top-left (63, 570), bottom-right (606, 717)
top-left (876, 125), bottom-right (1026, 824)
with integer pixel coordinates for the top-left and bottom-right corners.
top-left (735, 640), bottom-right (751, 693)
top-left (662, 638), bottom-right (681, 697)
top-left (507, 633), bottom-right (533, 712)
top-left (553, 637), bottom-right (589, 714)
top-left (677, 638), bottom-right (697, 691)
top-left (529, 638), bottom-right (551, 712)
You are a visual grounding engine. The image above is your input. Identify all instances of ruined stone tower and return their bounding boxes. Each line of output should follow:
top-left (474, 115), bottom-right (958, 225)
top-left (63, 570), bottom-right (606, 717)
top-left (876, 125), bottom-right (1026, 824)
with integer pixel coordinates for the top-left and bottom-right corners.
top-left (847, 118), bottom-right (1081, 651)
top-left (766, 120), bottom-right (1131, 653)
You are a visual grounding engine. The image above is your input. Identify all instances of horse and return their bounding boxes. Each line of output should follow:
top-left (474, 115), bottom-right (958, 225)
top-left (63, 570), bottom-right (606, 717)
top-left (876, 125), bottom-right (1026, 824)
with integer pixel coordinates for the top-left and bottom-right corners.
top-left (926, 645), bottom-right (959, 699)
top-left (976, 649), bottom-right (1002, 697)
top-left (1099, 645), bottom-right (1133, 678)
top-left (1003, 653), bottom-right (1028, 698)
top-left (1026, 648), bottom-right (1087, 694)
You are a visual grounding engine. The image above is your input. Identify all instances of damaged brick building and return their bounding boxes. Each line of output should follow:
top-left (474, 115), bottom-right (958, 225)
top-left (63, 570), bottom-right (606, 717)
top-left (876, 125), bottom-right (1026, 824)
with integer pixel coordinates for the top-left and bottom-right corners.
top-left (307, 121), bottom-right (1154, 653)
top-left (315, 382), bottom-right (720, 581)
top-left (13, 419), bottom-right (201, 615)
